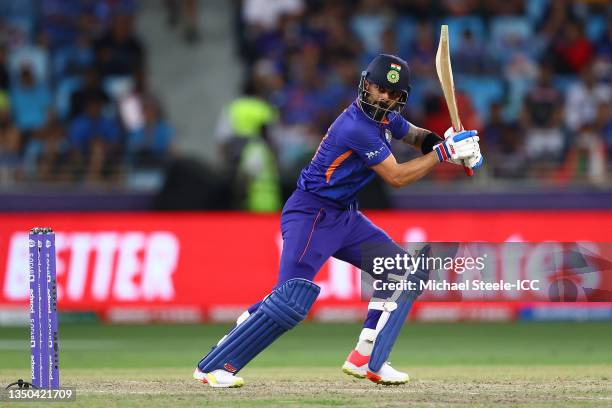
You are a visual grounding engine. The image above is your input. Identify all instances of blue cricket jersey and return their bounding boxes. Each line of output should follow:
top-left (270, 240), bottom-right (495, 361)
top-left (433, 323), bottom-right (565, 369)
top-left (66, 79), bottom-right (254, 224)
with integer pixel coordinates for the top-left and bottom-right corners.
top-left (297, 101), bottom-right (410, 205)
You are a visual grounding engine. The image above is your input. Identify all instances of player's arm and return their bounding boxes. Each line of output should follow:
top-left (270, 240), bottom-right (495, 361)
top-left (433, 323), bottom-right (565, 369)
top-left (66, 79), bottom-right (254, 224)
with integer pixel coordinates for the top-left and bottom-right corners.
top-left (400, 123), bottom-right (446, 156)
top-left (372, 130), bottom-right (481, 188)
top-left (371, 151), bottom-right (438, 188)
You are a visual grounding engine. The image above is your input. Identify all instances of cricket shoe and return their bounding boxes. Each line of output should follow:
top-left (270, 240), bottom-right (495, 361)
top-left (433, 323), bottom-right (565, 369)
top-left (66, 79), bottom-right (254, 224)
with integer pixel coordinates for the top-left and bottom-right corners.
top-left (342, 350), bottom-right (409, 385)
top-left (193, 367), bottom-right (244, 388)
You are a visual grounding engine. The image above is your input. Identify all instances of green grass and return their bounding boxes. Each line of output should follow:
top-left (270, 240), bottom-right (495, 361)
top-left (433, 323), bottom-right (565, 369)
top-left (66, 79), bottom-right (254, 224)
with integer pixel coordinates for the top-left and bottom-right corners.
top-left (1, 322), bottom-right (611, 407)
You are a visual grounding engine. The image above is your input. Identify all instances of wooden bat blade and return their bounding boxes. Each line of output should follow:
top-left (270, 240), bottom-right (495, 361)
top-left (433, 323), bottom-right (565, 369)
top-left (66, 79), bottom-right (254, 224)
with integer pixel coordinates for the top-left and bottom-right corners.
top-left (435, 25), bottom-right (462, 132)
top-left (435, 25), bottom-right (473, 176)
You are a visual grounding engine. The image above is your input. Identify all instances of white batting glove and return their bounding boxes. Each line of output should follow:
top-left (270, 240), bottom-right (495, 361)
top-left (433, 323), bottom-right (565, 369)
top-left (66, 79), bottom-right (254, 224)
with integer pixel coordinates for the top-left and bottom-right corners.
top-left (464, 149), bottom-right (484, 169)
top-left (434, 129), bottom-right (480, 164)
top-left (440, 127), bottom-right (484, 169)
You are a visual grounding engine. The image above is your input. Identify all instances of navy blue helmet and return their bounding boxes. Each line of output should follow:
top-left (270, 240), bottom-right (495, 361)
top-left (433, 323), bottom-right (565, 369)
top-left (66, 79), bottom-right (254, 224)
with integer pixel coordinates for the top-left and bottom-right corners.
top-left (358, 54), bottom-right (411, 122)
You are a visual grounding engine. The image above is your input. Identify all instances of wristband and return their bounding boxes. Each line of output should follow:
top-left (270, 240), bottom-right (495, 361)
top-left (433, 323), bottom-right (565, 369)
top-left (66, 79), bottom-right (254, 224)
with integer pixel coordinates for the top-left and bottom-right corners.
top-left (421, 132), bottom-right (443, 155)
top-left (433, 141), bottom-right (451, 162)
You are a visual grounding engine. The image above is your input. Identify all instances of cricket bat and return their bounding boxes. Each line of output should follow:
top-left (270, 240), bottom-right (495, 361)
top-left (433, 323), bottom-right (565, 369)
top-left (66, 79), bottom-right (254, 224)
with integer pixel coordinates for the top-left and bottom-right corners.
top-left (435, 25), bottom-right (473, 177)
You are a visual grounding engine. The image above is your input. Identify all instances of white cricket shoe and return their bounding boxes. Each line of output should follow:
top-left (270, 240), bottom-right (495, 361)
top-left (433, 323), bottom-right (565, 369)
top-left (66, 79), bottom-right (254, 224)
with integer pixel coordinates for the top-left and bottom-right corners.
top-left (193, 367), bottom-right (244, 388)
top-left (342, 350), bottom-right (409, 385)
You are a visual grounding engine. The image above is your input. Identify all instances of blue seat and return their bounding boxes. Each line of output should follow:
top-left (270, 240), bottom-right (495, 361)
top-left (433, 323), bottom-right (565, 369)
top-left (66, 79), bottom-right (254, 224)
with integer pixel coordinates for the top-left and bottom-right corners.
top-left (490, 16), bottom-right (533, 49)
top-left (526, 0), bottom-right (550, 23)
top-left (441, 16), bottom-right (486, 52)
top-left (395, 16), bottom-right (418, 57)
top-left (552, 74), bottom-right (578, 94)
top-left (585, 16), bottom-right (607, 42)
top-left (456, 75), bottom-right (505, 122)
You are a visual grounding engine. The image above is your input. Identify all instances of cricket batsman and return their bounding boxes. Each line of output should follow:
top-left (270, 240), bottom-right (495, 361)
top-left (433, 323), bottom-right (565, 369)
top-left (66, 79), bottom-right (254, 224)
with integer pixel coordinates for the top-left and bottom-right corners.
top-left (194, 54), bottom-right (483, 387)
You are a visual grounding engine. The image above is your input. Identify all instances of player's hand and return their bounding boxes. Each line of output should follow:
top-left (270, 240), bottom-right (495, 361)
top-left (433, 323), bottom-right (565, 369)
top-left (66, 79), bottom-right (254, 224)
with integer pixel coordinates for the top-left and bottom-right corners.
top-left (434, 129), bottom-right (480, 163)
top-left (442, 127), bottom-right (484, 169)
top-left (464, 149), bottom-right (484, 169)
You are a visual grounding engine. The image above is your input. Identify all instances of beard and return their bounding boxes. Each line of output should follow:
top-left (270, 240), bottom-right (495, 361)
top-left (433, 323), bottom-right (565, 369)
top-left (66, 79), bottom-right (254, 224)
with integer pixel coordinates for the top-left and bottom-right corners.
top-left (363, 98), bottom-right (395, 121)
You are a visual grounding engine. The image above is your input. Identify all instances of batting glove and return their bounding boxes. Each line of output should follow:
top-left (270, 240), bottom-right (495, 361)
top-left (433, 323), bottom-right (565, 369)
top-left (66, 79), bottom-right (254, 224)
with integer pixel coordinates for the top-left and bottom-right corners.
top-left (444, 127), bottom-right (484, 170)
top-left (464, 150), bottom-right (484, 169)
top-left (444, 126), bottom-right (485, 169)
top-left (434, 129), bottom-right (480, 164)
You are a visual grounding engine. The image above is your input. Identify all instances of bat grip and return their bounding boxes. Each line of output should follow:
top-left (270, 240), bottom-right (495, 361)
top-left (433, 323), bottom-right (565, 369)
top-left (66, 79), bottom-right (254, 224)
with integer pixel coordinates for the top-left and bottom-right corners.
top-left (453, 125), bottom-right (474, 177)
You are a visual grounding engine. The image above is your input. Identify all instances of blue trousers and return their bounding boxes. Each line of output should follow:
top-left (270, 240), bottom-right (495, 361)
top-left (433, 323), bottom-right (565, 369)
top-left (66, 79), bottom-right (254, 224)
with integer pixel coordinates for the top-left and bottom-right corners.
top-left (249, 189), bottom-right (396, 329)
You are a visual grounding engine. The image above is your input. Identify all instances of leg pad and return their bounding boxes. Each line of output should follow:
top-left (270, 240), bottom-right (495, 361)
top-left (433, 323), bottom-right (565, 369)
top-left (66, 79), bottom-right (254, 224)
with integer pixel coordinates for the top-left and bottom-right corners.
top-left (368, 245), bottom-right (432, 372)
top-left (198, 278), bottom-right (320, 374)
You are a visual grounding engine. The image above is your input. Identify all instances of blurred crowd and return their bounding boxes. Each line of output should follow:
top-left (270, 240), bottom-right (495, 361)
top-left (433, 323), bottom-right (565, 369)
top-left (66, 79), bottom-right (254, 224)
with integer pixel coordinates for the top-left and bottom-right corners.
top-left (1, 0), bottom-right (610, 206)
top-left (224, 0), bottom-right (611, 197)
top-left (0, 0), bottom-right (175, 187)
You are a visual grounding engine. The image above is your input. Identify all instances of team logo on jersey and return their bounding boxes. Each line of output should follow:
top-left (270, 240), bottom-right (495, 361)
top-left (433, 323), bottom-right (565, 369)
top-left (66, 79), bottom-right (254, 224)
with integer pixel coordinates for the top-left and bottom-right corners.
top-left (386, 70), bottom-right (399, 84)
top-left (366, 146), bottom-right (385, 160)
top-left (384, 129), bottom-right (392, 143)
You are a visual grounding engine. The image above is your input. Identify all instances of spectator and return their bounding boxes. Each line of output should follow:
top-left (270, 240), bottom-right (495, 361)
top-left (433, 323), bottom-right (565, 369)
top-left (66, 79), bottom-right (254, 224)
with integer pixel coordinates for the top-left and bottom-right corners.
top-left (599, 102), bottom-right (612, 160)
top-left (242, 0), bottom-right (304, 32)
top-left (393, 0), bottom-right (440, 20)
top-left (551, 20), bottom-right (593, 74)
top-left (68, 95), bottom-right (121, 183)
top-left (522, 64), bottom-right (566, 164)
top-left (0, 43), bottom-right (9, 91)
top-left (565, 67), bottom-right (611, 132)
top-left (93, 13), bottom-right (145, 78)
top-left (326, 53), bottom-right (359, 114)
top-left (117, 67), bottom-right (157, 132)
top-left (593, 25), bottom-right (612, 81)
top-left (69, 67), bottom-right (110, 119)
top-left (563, 119), bottom-right (607, 185)
top-left (454, 29), bottom-right (486, 74)
top-left (215, 77), bottom-right (281, 211)
top-left (215, 77), bottom-right (277, 166)
top-left (380, 26), bottom-right (398, 57)
top-left (406, 22), bottom-right (435, 79)
top-left (41, 0), bottom-right (97, 50)
top-left (9, 64), bottom-right (52, 133)
top-left (423, 92), bottom-right (481, 181)
top-left (126, 99), bottom-right (175, 167)
top-left (280, 44), bottom-right (328, 128)
top-left (236, 126), bottom-right (282, 212)
top-left (310, 2), bottom-right (361, 61)
top-left (595, 25), bottom-right (612, 61)
top-left (424, 92), bottom-right (481, 137)
top-left (52, 33), bottom-right (95, 79)
top-left (482, 0), bottom-right (524, 17)
top-left (485, 102), bottom-right (527, 178)
top-left (33, 118), bottom-right (66, 182)
top-left (525, 115), bottom-right (566, 170)
top-left (8, 32), bottom-right (50, 85)
top-left (350, 0), bottom-right (393, 57)
top-left (165, 0), bottom-right (202, 43)
top-left (441, 0), bottom-right (479, 16)
top-left (0, 92), bottom-right (21, 182)
top-left (523, 65), bottom-right (563, 128)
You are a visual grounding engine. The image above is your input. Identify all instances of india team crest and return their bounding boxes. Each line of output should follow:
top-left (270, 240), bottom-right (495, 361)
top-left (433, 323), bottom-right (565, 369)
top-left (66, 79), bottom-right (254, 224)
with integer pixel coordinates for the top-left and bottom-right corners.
top-left (385, 129), bottom-right (392, 143)
top-left (386, 70), bottom-right (399, 83)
